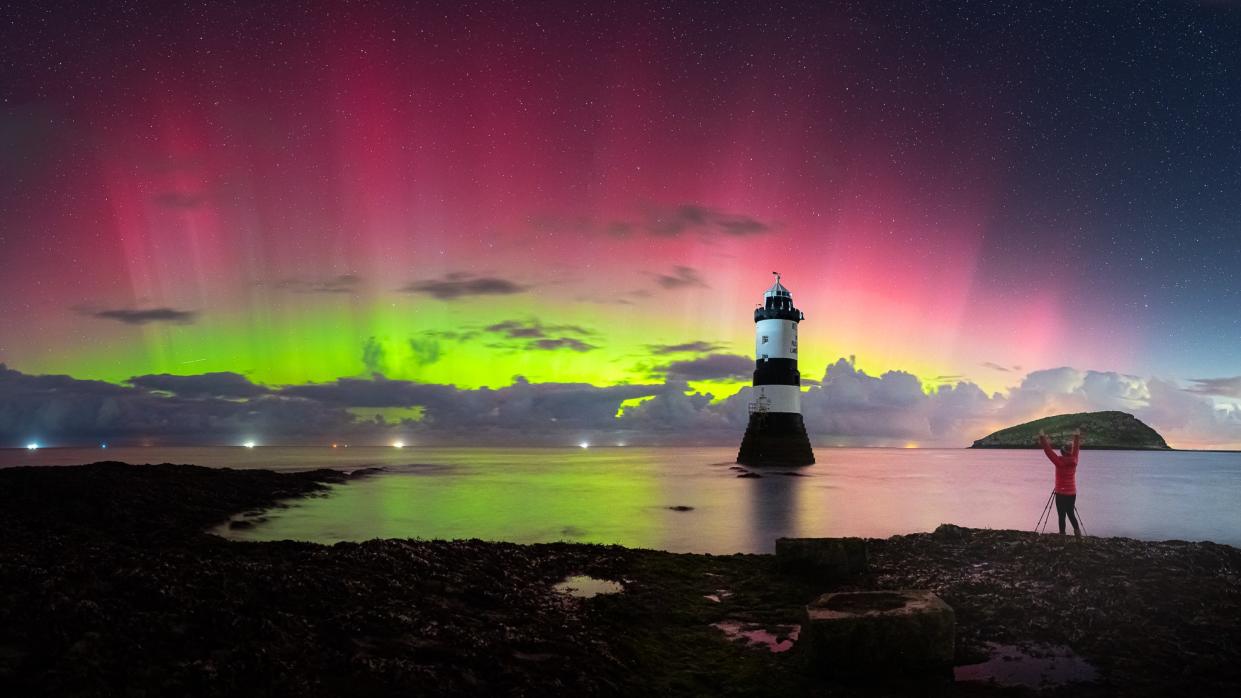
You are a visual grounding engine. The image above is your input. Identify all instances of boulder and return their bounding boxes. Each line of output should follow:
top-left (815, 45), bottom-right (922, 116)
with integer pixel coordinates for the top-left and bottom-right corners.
top-left (802, 590), bottom-right (955, 675)
top-left (774, 537), bottom-right (868, 578)
top-left (932, 523), bottom-right (969, 541)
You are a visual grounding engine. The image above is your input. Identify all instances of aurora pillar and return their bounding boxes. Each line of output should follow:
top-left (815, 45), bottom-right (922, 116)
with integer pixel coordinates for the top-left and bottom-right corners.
top-left (736, 273), bottom-right (815, 466)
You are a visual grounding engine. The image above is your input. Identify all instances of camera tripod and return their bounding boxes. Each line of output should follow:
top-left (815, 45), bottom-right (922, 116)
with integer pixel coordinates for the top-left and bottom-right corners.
top-left (1034, 490), bottom-right (1087, 536)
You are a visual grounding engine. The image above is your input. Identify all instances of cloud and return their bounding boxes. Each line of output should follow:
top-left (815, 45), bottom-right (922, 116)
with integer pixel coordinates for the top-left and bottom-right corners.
top-left (644, 204), bottom-right (772, 237)
top-left (530, 338), bottom-right (596, 352)
top-left (361, 336), bottom-right (444, 372)
top-left (0, 364), bottom-right (352, 445)
top-left (1185, 376), bottom-right (1241, 398)
top-left (789, 359), bottom-right (935, 439)
top-left (278, 374), bottom-right (661, 437)
top-left (654, 266), bottom-right (707, 290)
top-left (533, 204), bottom-right (773, 240)
top-left (82, 307), bottom-right (199, 325)
top-left (362, 337), bottom-right (387, 374)
top-left (481, 320), bottom-right (596, 352)
top-left (485, 320), bottom-right (594, 339)
top-left (408, 338), bottom-right (442, 366)
top-left (275, 274), bottom-right (361, 294)
top-left (648, 341), bottom-right (725, 355)
top-left (655, 353), bottom-right (752, 381)
top-left (486, 321), bottom-right (547, 339)
top-left (424, 328), bottom-right (481, 342)
top-left (277, 375), bottom-right (459, 408)
top-left (400, 273), bottom-right (529, 300)
top-left (4, 358), bottom-right (1240, 449)
top-left (127, 372), bottom-right (268, 399)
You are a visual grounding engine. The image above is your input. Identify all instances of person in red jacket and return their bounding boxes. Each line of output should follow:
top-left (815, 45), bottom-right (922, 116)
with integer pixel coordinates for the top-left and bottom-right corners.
top-left (1038, 428), bottom-right (1083, 536)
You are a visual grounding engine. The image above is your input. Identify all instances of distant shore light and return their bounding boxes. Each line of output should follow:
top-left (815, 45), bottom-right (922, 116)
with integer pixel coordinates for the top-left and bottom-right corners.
top-left (393, 441), bottom-right (406, 449)
top-left (243, 441), bottom-right (256, 449)
top-left (579, 441), bottom-right (590, 449)
top-left (26, 442), bottom-right (39, 450)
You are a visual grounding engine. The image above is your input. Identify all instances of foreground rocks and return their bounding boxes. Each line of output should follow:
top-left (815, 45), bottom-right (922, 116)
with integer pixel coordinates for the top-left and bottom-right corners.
top-left (0, 463), bottom-right (628, 696)
top-left (2, 462), bottom-right (1240, 696)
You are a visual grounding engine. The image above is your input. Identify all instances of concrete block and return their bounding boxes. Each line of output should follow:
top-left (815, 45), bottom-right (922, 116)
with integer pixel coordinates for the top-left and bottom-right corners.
top-left (802, 590), bottom-right (955, 674)
top-left (774, 537), bottom-right (868, 578)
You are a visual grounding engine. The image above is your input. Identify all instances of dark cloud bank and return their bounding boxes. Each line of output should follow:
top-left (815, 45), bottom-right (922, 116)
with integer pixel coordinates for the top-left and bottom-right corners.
top-left (4, 360), bottom-right (1239, 448)
top-left (400, 272), bottom-right (529, 300)
top-left (81, 307), bottom-right (199, 325)
top-left (653, 266), bottom-right (708, 290)
top-left (273, 274), bottom-right (362, 294)
top-left (532, 203), bottom-right (773, 240)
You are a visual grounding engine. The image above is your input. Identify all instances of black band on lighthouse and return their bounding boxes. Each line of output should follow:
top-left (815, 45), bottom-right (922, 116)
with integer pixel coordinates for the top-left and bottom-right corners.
top-left (754, 307), bottom-right (802, 322)
top-left (753, 359), bottom-right (800, 386)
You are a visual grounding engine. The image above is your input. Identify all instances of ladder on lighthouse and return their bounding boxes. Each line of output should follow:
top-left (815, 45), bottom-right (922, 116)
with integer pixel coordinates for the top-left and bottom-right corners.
top-left (747, 394), bottom-right (772, 426)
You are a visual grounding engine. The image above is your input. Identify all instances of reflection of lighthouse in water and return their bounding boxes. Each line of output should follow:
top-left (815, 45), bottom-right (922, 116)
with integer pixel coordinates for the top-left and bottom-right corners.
top-left (736, 273), bottom-right (815, 467)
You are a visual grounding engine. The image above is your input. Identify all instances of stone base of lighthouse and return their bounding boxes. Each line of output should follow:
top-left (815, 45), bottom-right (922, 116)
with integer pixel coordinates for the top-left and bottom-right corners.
top-left (737, 412), bottom-right (815, 467)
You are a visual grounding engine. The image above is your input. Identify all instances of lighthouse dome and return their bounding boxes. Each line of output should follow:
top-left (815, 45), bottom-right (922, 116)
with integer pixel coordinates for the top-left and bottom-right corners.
top-left (764, 273), bottom-right (792, 299)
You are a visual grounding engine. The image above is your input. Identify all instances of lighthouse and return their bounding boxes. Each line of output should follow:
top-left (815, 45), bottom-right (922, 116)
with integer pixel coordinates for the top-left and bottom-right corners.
top-left (736, 272), bottom-right (815, 466)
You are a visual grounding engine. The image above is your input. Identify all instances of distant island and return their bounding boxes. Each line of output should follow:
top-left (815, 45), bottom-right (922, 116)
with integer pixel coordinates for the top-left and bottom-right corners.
top-left (971, 410), bottom-right (1171, 450)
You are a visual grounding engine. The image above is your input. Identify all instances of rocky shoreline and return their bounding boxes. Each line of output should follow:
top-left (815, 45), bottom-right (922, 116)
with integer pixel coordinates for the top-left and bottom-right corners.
top-left (2, 462), bottom-right (1239, 696)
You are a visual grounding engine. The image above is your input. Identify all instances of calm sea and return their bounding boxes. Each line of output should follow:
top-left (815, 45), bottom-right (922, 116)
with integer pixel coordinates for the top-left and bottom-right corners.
top-left (4, 446), bottom-right (1240, 553)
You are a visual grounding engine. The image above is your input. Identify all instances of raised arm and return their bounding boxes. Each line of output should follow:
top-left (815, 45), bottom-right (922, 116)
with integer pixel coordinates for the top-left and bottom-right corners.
top-left (1038, 431), bottom-right (1058, 462)
top-left (1072, 429), bottom-right (1082, 458)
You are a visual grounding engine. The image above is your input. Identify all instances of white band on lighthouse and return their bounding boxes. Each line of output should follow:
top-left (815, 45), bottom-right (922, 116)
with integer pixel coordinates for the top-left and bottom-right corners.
top-left (755, 318), bottom-right (798, 360)
top-left (752, 384), bottom-right (801, 414)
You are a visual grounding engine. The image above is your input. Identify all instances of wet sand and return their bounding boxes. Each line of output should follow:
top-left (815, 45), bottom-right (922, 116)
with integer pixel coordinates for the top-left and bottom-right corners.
top-left (1, 462), bottom-right (1238, 696)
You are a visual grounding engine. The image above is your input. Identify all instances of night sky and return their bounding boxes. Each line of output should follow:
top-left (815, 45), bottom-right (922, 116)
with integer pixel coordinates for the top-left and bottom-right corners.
top-left (2, 1), bottom-right (1240, 448)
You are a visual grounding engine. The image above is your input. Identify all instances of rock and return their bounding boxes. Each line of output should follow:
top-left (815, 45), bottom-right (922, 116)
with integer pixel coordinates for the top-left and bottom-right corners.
top-left (775, 537), bottom-right (868, 578)
top-left (736, 471), bottom-right (763, 479)
top-left (802, 590), bottom-right (955, 675)
top-left (667, 505), bottom-right (694, 512)
top-left (970, 410), bottom-right (1169, 450)
top-left (933, 523), bottom-right (969, 541)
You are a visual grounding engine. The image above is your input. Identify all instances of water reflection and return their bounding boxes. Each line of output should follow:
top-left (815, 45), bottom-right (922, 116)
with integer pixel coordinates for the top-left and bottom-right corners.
top-left (8, 445), bottom-right (1238, 553)
top-left (212, 446), bottom-right (1241, 551)
top-left (553, 575), bottom-right (624, 598)
top-left (746, 470), bottom-right (799, 553)
top-left (954, 642), bottom-right (1098, 688)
